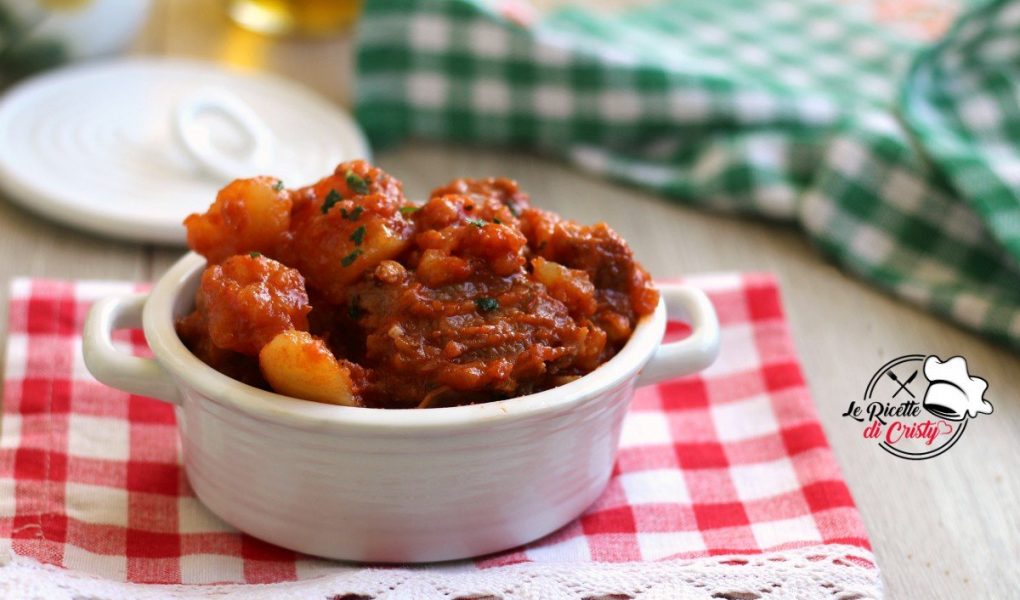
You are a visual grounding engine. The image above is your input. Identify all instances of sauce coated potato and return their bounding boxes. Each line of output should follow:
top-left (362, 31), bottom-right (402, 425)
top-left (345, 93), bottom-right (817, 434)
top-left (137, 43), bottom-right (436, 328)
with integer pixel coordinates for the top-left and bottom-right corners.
top-left (258, 330), bottom-right (356, 406)
top-left (197, 254), bottom-right (310, 356)
top-left (177, 160), bottom-right (658, 408)
top-left (289, 190), bottom-right (415, 303)
top-left (185, 176), bottom-right (291, 264)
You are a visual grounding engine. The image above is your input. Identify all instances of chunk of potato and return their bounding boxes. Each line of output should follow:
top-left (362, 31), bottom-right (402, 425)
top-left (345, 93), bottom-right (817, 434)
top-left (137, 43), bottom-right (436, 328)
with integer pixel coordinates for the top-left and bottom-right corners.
top-left (531, 257), bottom-right (597, 317)
top-left (199, 254), bottom-right (310, 356)
top-left (184, 176), bottom-right (291, 264)
top-left (289, 195), bottom-right (415, 303)
top-left (258, 330), bottom-right (356, 406)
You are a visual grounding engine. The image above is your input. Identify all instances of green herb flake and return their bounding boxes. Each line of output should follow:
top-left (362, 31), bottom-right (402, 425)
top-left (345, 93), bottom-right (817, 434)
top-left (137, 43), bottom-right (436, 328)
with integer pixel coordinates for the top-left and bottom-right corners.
top-left (321, 190), bottom-right (342, 214)
top-left (348, 297), bottom-right (361, 320)
top-left (475, 297), bottom-right (499, 313)
top-left (350, 225), bottom-right (366, 246)
top-left (345, 206), bottom-right (364, 221)
top-left (272, 180), bottom-right (284, 192)
top-left (249, 251), bottom-right (262, 258)
top-left (345, 170), bottom-right (370, 195)
top-left (399, 205), bottom-right (420, 216)
top-left (493, 218), bottom-right (502, 224)
top-left (507, 203), bottom-right (520, 217)
top-left (467, 218), bottom-right (487, 228)
top-left (341, 248), bottom-right (363, 267)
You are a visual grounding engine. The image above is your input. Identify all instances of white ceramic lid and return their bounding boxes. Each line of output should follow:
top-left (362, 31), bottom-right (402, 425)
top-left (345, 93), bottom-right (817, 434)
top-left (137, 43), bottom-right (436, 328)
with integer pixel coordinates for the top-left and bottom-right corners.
top-left (0, 57), bottom-right (370, 244)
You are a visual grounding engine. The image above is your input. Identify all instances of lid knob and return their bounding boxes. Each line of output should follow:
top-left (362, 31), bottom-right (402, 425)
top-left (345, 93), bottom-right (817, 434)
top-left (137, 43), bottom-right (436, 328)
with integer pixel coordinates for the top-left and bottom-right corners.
top-left (172, 88), bottom-right (275, 182)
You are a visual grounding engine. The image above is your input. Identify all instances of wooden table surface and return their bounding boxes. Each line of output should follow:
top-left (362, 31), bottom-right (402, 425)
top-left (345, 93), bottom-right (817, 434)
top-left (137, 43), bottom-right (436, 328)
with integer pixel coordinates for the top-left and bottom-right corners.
top-left (1, 2), bottom-right (1017, 598)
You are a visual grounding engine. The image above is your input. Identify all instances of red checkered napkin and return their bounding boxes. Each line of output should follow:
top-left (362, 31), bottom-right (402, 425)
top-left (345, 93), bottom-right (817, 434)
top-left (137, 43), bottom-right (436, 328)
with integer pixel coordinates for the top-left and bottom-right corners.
top-left (0, 274), bottom-right (878, 596)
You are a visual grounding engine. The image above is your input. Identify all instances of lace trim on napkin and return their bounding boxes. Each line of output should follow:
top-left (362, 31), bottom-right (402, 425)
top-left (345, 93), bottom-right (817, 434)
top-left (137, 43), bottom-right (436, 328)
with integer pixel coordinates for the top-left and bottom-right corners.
top-left (0, 544), bottom-right (881, 600)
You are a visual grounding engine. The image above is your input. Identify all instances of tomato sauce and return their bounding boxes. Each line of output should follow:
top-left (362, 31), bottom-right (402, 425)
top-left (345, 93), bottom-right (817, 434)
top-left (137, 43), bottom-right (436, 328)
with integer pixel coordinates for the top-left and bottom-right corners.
top-left (178, 161), bottom-right (659, 408)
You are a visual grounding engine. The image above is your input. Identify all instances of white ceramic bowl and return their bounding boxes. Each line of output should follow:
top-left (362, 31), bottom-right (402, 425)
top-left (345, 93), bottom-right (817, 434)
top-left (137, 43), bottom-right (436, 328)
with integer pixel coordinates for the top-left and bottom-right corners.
top-left (83, 252), bottom-right (720, 563)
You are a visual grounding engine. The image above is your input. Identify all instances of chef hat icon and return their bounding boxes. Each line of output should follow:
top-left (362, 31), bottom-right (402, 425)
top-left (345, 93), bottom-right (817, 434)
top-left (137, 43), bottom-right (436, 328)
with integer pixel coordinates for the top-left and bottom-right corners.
top-left (922, 356), bottom-right (992, 421)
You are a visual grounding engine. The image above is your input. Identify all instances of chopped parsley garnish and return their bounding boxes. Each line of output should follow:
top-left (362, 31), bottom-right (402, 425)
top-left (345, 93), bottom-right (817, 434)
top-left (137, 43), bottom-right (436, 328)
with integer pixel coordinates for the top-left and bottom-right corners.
top-left (249, 251), bottom-right (262, 258)
top-left (345, 170), bottom-right (370, 195)
top-left (475, 297), bottom-right (499, 313)
top-left (399, 205), bottom-right (420, 216)
top-left (341, 205), bottom-right (364, 221)
top-left (321, 190), bottom-right (342, 214)
top-left (467, 218), bottom-right (486, 228)
top-left (348, 297), bottom-right (361, 320)
top-left (341, 248), bottom-right (363, 267)
top-left (350, 225), bottom-right (366, 246)
top-left (507, 203), bottom-right (520, 217)
top-left (272, 180), bottom-right (284, 192)
top-left (493, 218), bottom-right (502, 224)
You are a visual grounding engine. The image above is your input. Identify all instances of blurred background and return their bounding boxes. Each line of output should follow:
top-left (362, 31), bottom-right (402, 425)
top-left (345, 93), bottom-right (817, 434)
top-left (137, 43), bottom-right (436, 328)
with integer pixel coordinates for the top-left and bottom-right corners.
top-left (0, 0), bottom-right (360, 99)
top-left (0, 0), bottom-right (958, 100)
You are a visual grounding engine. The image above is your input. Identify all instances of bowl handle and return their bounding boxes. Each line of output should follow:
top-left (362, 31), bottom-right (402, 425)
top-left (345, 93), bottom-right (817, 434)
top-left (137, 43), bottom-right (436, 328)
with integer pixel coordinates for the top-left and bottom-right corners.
top-left (637, 284), bottom-right (721, 387)
top-left (83, 292), bottom-right (182, 405)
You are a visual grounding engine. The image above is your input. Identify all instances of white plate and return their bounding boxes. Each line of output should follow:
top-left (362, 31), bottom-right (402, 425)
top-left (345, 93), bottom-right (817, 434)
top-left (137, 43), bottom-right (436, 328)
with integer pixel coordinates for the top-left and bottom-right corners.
top-left (0, 57), bottom-right (370, 244)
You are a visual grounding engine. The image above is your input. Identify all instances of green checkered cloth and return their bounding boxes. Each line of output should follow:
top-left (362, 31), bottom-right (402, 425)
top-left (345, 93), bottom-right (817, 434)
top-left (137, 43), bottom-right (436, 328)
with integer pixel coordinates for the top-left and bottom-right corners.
top-left (355, 0), bottom-right (1020, 351)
